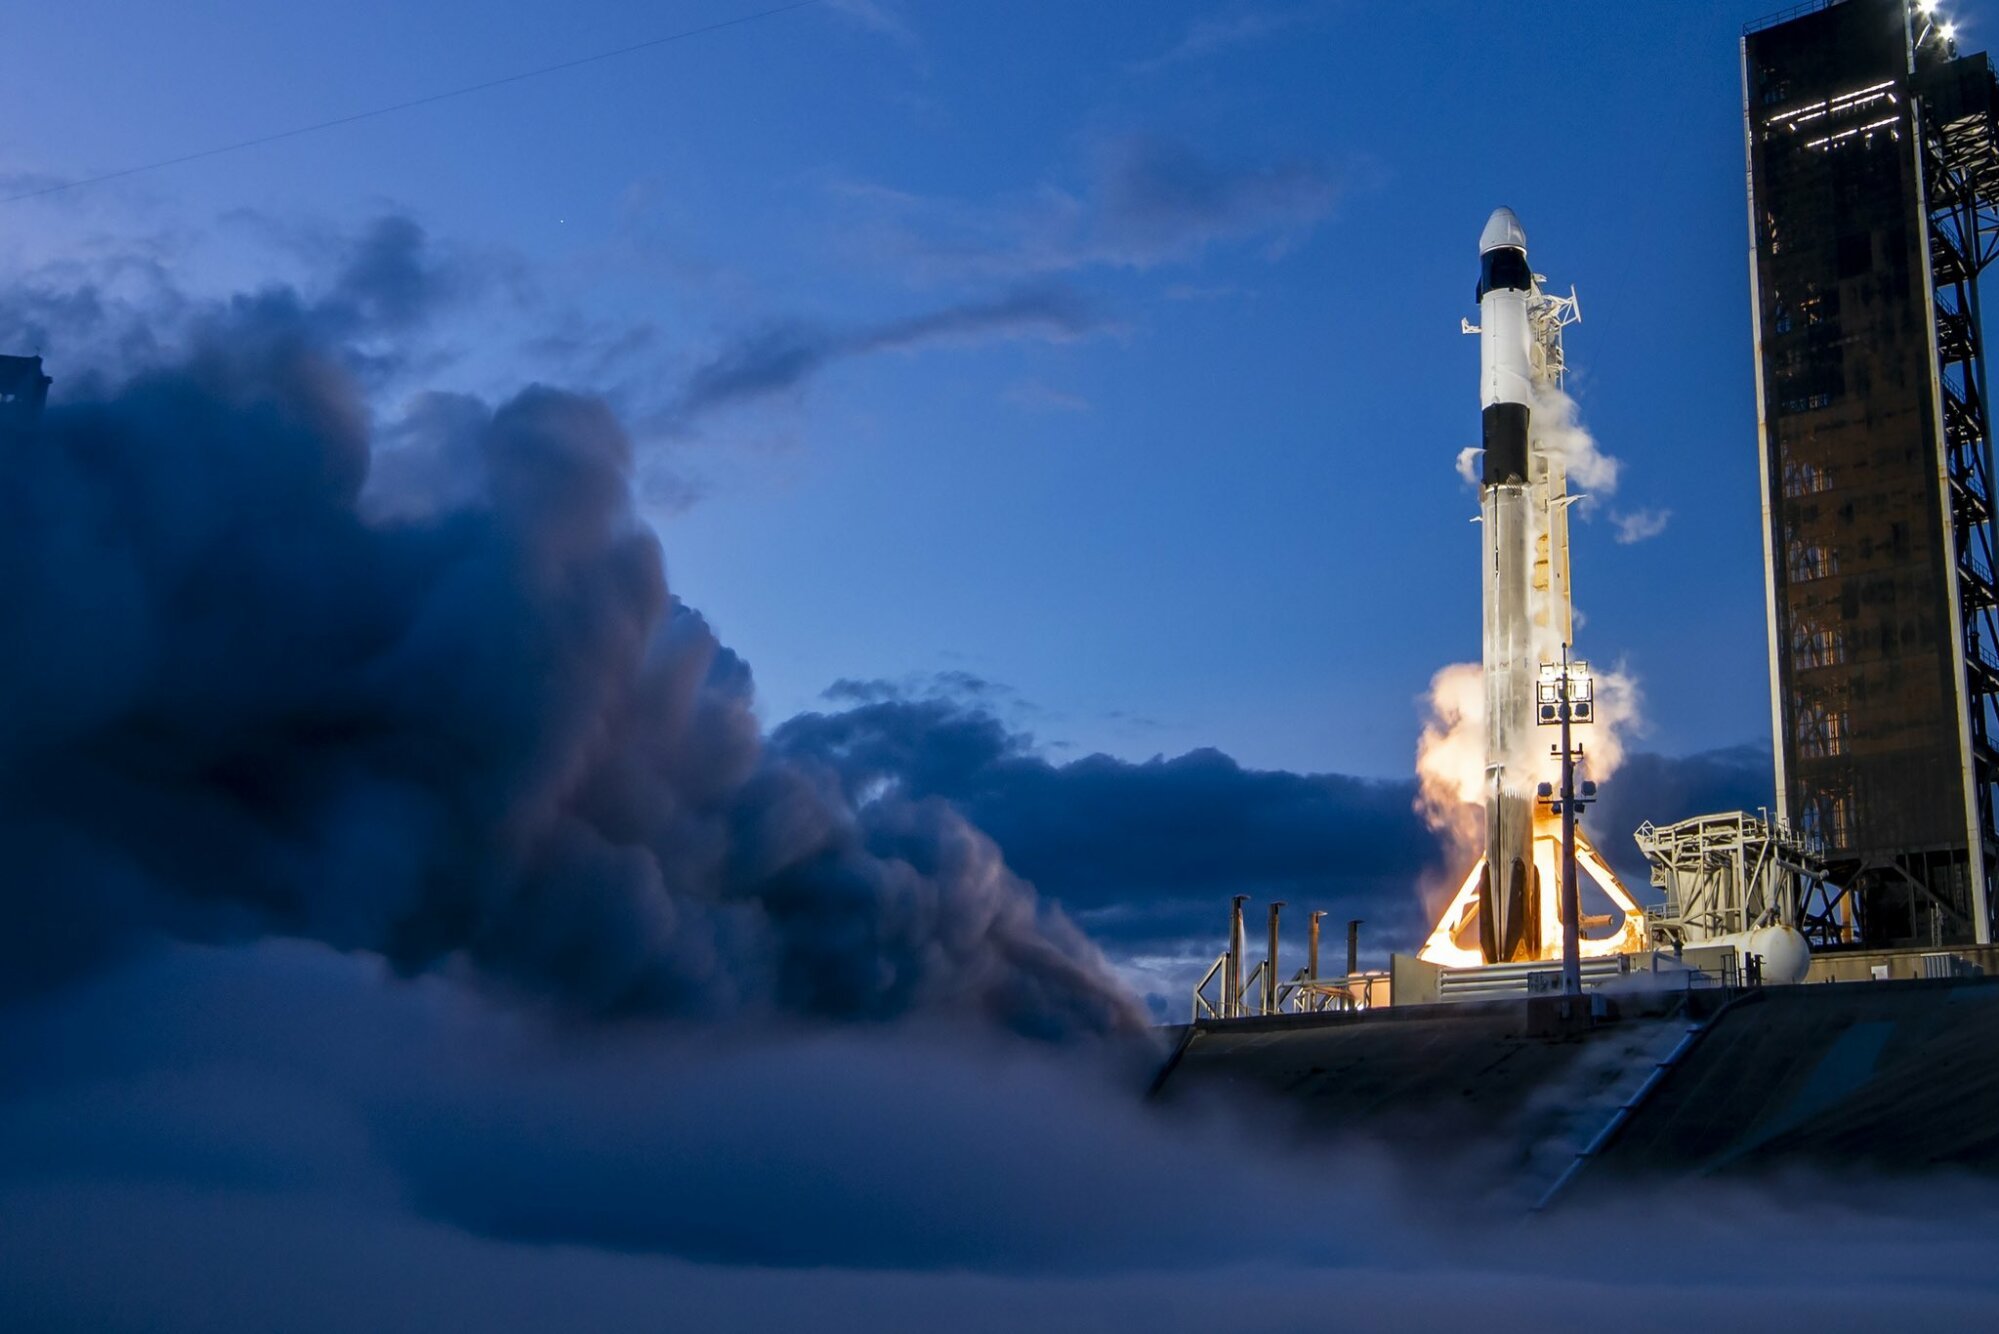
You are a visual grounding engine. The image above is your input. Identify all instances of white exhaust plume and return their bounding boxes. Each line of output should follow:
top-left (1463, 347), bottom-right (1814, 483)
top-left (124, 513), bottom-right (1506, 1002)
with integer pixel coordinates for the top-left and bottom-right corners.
top-left (1530, 381), bottom-right (1620, 495)
top-left (1414, 662), bottom-right (1487, 867)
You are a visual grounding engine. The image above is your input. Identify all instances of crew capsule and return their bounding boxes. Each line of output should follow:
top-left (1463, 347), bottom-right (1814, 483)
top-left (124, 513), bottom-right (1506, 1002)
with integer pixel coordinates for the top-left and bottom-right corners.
top-left (1477, 206), bottom-right (1530, 295)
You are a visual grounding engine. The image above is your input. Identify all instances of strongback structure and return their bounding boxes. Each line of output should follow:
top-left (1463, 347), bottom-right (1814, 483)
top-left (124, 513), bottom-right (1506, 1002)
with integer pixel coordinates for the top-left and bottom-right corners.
top-left (1745, 0), bottom-right (1999, 946)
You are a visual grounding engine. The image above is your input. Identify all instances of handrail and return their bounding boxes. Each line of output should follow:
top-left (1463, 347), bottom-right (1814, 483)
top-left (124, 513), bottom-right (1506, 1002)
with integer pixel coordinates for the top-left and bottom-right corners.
top-left (1743, 0), bottom-right (1836, 38)
top-left (1190, 954), bottom-right (1226, 1021)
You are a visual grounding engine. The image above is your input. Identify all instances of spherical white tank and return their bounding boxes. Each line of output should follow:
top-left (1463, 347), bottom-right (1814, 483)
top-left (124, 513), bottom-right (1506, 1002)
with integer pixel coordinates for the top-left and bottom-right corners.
top-left (1702, 924), bottom-right (1811, 985)
top-left (1748, 924), bottom-right (1812, 985)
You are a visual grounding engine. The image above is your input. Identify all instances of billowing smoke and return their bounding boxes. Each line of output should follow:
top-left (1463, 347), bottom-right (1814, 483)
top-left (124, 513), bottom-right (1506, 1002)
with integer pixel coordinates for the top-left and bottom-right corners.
top-left (1413, 662), bottom-right (1486, 870)
top-left (0, 251), bottom-right (1142, 1038)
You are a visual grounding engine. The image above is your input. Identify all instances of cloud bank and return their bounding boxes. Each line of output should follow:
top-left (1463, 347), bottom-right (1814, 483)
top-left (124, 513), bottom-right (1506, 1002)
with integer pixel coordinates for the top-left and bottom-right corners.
top-left (773, 683), bottom-right (1781, 1014)
top-left (6, 939), bottom-right (1997, 1333)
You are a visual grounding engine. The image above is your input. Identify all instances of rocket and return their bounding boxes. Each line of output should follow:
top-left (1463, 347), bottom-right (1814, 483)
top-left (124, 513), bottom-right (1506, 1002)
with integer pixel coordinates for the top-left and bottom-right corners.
top-left (1476, 206), bottom-right (1540, 964)
top-left (1417, 207), bottom-right (1648, 972)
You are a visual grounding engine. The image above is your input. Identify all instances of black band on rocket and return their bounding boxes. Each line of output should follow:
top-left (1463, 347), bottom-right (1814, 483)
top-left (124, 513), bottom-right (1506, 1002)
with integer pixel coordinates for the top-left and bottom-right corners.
top-left (1476, 247), bottom-right (1532, 302)
top-left (1482, 402), bottom-right (1529, 485)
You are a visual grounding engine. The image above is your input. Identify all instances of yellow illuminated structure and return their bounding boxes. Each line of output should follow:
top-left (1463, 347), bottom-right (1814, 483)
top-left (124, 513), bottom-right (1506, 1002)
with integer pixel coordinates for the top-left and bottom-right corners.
top-left (1417, 814), bottom-right (1645, 969)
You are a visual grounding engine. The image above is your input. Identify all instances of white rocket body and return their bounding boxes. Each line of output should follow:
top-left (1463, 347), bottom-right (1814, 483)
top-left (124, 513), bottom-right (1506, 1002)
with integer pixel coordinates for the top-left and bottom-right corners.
top-left (1477, 207), bottom-right (1541, 964)
top-left (1416, 219), bottom-right (1641, 971)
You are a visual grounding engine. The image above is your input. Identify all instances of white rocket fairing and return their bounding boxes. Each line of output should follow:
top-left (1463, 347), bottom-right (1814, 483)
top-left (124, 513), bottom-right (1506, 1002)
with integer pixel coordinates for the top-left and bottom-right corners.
top-left (1476, 207), bottom-right (1542, 963)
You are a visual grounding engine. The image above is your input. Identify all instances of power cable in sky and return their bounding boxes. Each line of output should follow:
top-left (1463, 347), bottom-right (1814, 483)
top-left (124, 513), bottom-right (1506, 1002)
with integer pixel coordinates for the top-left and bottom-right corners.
top-left (1, 0), bottom-right (825, 206)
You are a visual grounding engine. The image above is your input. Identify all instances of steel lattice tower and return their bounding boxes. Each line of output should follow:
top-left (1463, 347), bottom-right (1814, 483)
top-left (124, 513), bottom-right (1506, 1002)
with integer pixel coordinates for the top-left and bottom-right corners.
top-left (1744, 0), bottom-right (1999, 946)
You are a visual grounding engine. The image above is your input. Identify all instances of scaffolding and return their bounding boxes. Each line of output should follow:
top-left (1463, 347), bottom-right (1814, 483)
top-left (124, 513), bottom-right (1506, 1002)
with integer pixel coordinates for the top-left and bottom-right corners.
top-left (1635, 810), bottom-right (1850, 948)
top-left (1190, 899), bottom-right (1387, 1020)
top-left (1743, 1), bottom-right (1999, 946)
top-left (1914, 51), bottom-right (1999, 942)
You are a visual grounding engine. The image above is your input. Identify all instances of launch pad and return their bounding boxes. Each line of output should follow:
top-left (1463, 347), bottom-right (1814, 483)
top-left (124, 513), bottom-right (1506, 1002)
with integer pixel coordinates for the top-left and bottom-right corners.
top-left (1156, 970), bottom-right (1999, 1205)
top-left (1167, 0), bottom-right (1999, 1203)
top-left (1191, 205), bottom-right (1789, 1019)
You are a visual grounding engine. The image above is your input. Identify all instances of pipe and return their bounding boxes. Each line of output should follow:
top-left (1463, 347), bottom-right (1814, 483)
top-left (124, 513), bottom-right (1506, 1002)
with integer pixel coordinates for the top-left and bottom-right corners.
top-left (1227, 895), bottom-right (1247, 1018)
top-left (1265, 901), bottom-right (1285, 1015)
top-left (1308, 911), bottom-right (1325, 980)
top-left (1346, 918), bottom-right (1362, 978)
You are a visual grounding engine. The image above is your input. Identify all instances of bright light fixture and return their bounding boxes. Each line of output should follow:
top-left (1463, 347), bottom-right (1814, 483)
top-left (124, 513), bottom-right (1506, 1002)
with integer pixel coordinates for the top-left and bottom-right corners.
top-left (1921, 0), bottom-right (1940, 14)
top-left (1943, 21), bottom-right (1959, 39)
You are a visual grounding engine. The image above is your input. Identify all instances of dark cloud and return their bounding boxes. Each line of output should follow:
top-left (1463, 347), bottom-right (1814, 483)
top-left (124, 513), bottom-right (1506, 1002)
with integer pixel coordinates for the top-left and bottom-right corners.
top-left (774, 696), bottom-right (1788, 987)
top-left (773, 697), bottom-right (1444, 955)
top-left (839, 134), bottom-right (1341, 281)
top-left (0, 213), bottom-right (470, 390)
top-left (318, 214), bottom-right (464, 337)
top-left (822, 670), bottom-right (1011, 706)
top-left (0, 168), bottom-right (71, 198)
top-left (0, 250), bottom-right (1137, 1038)
top-left (1094, 135), bottom-right (1337, 263)
top-left (822, 677), bottom-right (902, 705)
top-left (670, 283), bottom-right (1102, 426)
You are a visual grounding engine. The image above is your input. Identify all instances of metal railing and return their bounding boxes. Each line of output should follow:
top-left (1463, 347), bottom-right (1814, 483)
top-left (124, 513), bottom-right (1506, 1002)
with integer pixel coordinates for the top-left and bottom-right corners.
top-left (1743, 0), bottom-right (1838, 38)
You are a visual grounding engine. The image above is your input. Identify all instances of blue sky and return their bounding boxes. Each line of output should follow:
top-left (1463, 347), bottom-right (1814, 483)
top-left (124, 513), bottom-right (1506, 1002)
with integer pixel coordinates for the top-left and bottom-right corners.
top-left (0, 0), bottom-right (1788, 779)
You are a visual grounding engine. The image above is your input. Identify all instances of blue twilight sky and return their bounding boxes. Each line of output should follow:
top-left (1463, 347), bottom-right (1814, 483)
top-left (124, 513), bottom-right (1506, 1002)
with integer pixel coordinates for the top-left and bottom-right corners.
top-left (0, 0), bottom-right (1816, 781)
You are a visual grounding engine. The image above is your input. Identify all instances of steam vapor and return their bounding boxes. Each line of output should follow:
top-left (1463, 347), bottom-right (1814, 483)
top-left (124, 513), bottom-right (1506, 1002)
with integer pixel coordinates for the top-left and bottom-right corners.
top-left (0, 253), bottom-right (1140, 1038)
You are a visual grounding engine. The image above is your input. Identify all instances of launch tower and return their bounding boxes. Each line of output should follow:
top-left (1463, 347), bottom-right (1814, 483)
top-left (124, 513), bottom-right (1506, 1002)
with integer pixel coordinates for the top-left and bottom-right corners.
top-left (1744, 0), bottom-right (1999, 946)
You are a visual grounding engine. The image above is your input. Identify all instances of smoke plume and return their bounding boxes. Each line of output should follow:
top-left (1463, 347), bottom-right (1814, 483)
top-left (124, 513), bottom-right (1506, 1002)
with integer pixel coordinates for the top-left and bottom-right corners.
top-left (0, 247), bottom-right (1141, 1038)
top-left (1530, 381), bottom-right (1621, 495)
top-left (1413, 662), bottom-right (1487, 869)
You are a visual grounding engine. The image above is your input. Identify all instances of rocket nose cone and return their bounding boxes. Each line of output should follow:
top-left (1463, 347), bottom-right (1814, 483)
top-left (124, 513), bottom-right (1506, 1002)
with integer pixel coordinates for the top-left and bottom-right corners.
top-left (1479, 206), bottom-right (1527, 255)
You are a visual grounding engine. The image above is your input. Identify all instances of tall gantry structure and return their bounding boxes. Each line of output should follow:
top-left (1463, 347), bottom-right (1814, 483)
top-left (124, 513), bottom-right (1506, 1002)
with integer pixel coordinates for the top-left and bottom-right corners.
top-left (1744, 0), bottom-right (1999, 946)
